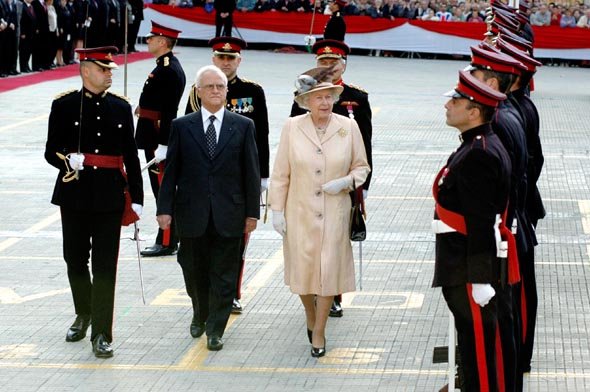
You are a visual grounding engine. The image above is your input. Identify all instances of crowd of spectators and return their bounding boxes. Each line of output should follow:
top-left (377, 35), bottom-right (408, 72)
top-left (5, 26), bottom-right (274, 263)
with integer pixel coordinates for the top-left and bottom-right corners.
top-left (0, 0), bottom-right (144, 77)
top-left (161, 0), bottom-right (590, 28)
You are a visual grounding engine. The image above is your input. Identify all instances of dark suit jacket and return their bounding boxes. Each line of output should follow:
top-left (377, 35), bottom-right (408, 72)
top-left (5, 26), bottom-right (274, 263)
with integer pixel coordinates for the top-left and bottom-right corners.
top-left (157, 109), bottom-right (260, 238)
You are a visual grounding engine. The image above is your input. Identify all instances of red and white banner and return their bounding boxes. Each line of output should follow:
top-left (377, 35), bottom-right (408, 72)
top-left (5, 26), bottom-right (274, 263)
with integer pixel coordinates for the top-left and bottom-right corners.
top-left (141, 5), bottom-right (590, 60)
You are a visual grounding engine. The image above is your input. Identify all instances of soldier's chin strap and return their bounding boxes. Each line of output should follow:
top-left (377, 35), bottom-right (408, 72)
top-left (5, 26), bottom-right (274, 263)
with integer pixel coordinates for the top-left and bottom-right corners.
top-left (56, 152), bottom-right (80, 183)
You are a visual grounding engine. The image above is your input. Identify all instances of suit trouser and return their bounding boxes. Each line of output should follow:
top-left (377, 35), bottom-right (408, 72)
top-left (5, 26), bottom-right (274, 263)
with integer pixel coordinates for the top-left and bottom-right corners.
top-left (60, 208), bottom-right (122, 343)
top-left (235, 233), bottom-right (248, 299)
top-left (443, 284), bottom-right (498, 392)
top-left (215, 13), bottom-right (232, 37)
top-left (177, 218), bottom-right (241, 338)
top-left (144, 149), bottom-right (178, 249)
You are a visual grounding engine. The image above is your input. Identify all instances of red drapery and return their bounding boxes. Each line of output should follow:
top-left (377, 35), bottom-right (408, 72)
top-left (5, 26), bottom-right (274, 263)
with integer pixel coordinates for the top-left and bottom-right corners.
top-left (148, 4), bottom-right (590, 49)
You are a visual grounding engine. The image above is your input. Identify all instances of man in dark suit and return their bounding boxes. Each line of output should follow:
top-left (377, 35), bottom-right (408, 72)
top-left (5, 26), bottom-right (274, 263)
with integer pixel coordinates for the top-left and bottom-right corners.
top-left (214, 0), bottom-right (235, 37)
top-left (156, 65), bottom-right (260, 351)
top-left (135, 21), bottom-right (186, 257)
top-left (290, 39), bottom-right (372, 317)
top-left (45, 46), bottom-right (143, 358)
top-left (19, 0), bottom-right (37, 73)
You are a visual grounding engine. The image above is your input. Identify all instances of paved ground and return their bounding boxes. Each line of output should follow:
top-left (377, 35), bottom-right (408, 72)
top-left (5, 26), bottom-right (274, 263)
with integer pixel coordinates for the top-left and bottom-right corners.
top-left (1, 46), bottom-right (590, 391)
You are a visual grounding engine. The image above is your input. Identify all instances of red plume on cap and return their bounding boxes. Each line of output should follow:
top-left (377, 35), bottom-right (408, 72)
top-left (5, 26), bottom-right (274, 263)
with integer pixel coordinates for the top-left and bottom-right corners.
top-left (444, 69), bottom-right (507, 108)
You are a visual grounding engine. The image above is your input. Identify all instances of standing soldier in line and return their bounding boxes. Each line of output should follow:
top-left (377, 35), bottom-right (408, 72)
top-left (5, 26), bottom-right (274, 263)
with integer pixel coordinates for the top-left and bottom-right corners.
top-left (496, 36), bottom-right (544, 375)
top-left (185, 36), bottom-right (269, 315)
top-left (135, 21), bottom-right (186, 257)
top-left (432, 69), bottom-right (511, 392)
top-left (290, 39), bottom-right (372, 318)
top-left (323, 0), bottom-right (346, 41)
top-left (45, 46), bottom-right (143, 358)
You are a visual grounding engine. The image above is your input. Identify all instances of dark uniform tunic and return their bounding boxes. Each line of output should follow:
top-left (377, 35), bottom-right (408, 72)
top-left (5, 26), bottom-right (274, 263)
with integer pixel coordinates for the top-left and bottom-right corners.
top-left (135, 51), bottom-right (186, 249)
top-left (432, 124), bottom-right (511, 392)
top-left (323, 11), bottom-right (345, 41)
top-left (185, 75), bottom-right (269, 178)
top-left (291, 82), bottom-right (373, 190)
top-left (45, 88), bottom-right (143, 343)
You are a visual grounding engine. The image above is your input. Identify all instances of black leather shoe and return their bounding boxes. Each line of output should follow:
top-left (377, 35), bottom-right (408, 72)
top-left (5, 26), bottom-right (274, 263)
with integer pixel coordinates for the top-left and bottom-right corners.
top-left (311, 338), bottom-right (326, 357)
top-left (140, 244), bottom-right (177, 257)
top-left (231, 298), bottom-right (242, 314)
top-left (329, 300), bottom-right (343, 317)
top-left (92, 334), bottom-right (114, 358)
top-left (207, 336), bottom-right (224, 351)
top-left (65, 314), bottom-right (91, 342)
top-left (190, 318), bottom-right (206, 338)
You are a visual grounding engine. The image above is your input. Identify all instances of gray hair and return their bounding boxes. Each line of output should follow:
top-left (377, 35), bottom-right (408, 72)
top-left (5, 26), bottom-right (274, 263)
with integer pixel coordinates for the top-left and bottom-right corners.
top-left (194, 65), bottom-right (228, 87)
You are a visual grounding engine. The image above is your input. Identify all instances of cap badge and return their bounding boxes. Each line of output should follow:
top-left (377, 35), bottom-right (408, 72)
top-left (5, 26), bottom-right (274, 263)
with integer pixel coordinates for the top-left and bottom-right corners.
top-left (222, 43), bottom-right (232, 50)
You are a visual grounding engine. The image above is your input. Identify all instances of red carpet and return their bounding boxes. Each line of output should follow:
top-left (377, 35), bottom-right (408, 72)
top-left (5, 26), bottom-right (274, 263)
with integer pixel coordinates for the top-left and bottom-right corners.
top-left (0, 51), bottom-right (153, 94)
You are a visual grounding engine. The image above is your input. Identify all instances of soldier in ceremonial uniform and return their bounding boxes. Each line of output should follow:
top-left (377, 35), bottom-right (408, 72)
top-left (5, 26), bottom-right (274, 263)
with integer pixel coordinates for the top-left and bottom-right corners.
top-left (135, 21), bottom-right (186, 257)
top-left (323, 0), bottom-right (346, 41)
top-left (290, 39), bottom-right (372, 317)
top-left (45, 46), bottom-right (143, 358)
top-left (185, 36), bottom-right (269, 315)
top-left (432, 69), bottom-right (511, 392)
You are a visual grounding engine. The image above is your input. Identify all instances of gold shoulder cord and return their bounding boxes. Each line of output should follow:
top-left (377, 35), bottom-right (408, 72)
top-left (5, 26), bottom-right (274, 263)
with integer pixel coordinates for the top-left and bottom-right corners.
top-left (56, 152), bottom-right (79, 182)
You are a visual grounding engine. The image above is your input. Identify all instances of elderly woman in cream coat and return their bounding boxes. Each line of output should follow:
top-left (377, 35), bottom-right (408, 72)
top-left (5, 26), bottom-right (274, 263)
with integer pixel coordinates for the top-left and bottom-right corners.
top-left (269, 68), bottom-right (370, 358)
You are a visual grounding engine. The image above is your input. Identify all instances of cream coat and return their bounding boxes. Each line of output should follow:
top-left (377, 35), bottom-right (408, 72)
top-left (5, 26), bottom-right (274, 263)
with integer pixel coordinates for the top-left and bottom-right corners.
top-left (269, 113), bottom-right (370, 296)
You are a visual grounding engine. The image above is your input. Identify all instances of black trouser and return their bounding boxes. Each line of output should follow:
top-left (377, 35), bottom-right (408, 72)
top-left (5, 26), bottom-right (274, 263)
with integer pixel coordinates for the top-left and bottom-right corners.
top-left (177, 216), bottom-right (241, 338)
top-left (19, 36), bottom-right (33, 72)
top-left (516, 248), bottom-right (537, 372)
top-left (443, 284), bottom-right (498, 392)
top-left (494, 283), bottom-right (519, 392)
top-left (144, 149), bottom-right (178, 249)
top-left (215, 12), bottom-right (232, 37)
top-left (60, 208), bottom-right (122, 343)
top-left (0, 30), bottom-right (18, 74)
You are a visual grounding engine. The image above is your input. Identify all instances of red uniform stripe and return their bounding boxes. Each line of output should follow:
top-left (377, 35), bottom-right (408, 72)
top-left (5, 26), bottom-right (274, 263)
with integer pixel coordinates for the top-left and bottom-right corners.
top-left (157, 161), bottom-right (171, 247)
top-left (468, 284), bottom-right (490, 392)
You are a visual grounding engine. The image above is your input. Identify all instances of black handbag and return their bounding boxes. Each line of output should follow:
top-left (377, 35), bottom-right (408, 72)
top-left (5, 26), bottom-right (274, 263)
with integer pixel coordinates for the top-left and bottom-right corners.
top-left (350, 180), bottom-right (366, 242)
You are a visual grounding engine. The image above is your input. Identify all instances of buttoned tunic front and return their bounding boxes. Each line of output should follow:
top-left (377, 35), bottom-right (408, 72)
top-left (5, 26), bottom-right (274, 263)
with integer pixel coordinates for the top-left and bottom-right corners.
top-left (270, 113), bottom-right (370, 296)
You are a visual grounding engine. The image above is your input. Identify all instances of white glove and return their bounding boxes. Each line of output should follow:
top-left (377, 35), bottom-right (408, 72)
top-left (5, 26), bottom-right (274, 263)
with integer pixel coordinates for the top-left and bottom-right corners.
top-left (322, 176), bottom-right (352, 195)
top-left (131, 203), bottom-right (143, 217)
top-left (68, 153), bottom-right (85, 171)
top-left (362, 189), bottom-right (368, 200)
top-left (304, 35), bottom-right (316, 46)
top-left (272, 210), bottom-right (286, 236)
top-left (471, 283), bottom-right (495, 307)
top-left (154, 144), bottom-right (168, 163)
top-left (261, 178), bottom-right (269, 193)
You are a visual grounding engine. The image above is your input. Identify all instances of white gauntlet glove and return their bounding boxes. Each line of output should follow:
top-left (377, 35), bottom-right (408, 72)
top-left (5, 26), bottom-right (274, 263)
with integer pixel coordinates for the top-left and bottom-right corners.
top-left (261, 178), bottom-right (269, 193)
top-left (322, 176), bottom-right (353, 195)
top-left (131, 203), bottom-right (143, 218)
top-left (471, 283), bottom-right (495, 307)
top-left (154, 144), bottom-right (168, 163)
top-left (272, 211), bottom-right (286, 236)
top-left (68, 153), bottom-right (85, 171)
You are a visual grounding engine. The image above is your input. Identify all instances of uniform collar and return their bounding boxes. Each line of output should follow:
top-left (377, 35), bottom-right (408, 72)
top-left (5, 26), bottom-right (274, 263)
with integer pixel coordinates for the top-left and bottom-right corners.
top-left (334, 78), bottom-right (344, 86)
top-left (82, 87), bottom-right (107, 99)
top-left (459, 123), bottom-right (491, 143)
top-left (229, 75), bottom-right (240, 85)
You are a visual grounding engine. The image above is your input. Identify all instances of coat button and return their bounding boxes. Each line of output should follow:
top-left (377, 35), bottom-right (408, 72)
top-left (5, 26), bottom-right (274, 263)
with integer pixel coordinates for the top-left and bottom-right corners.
top-left (317, 213), bottom-right (323, 219)
top-left (315, 191), bottom-right (321, 196)
top-left (315, 169), bottom-right (321, 175)
top-left (97, 116), bottom-right (100, 120)
top-left (316, 149), bottom-right (322, 154)
top-left (95, 149), bottom-right (99, 153)
top-left (97, 132), bottom-right (101, 136)
top-left (93, 166), bottom-right (97, 170)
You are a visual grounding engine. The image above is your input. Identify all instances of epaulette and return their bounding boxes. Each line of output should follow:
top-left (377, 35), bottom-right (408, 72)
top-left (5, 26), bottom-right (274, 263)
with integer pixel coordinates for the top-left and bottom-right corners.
top-left (470, 134), bottom-right (487, 150)
top-left (348, 84), bottom-right (368, 94)
top-left (54, 89), bottom-right (77, 100)
top-left (240, 77), bottom-right (261, 87)
top-left (107, 91), bottom-right (131, 103)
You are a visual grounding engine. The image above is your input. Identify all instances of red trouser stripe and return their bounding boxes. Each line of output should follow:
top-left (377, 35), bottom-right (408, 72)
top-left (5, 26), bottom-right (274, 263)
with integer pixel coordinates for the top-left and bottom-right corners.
top-left (468, 284), bottom-right (490, 392)
top-left (521, 283), bottom-right (528, 343)
top-left (157, 161), bottom-right (171, 247)
top-left (495, 323), bottom-right (505, 392)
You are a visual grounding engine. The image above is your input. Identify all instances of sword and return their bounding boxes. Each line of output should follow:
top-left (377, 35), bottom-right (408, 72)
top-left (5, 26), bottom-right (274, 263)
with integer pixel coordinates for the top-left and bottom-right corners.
top-left (141, 157), bottom-right (157, 173)
top-left (133, 221), bottom-right (146, 304)
top-left (359, 241), bottom-right (363, 291)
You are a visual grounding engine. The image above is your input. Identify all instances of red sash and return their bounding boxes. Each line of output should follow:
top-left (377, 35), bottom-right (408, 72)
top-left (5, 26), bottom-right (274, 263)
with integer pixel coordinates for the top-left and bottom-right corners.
top-left (432, 166), bottom-right (520, 285)
top-left (83, 154), bottom-right (139, 226)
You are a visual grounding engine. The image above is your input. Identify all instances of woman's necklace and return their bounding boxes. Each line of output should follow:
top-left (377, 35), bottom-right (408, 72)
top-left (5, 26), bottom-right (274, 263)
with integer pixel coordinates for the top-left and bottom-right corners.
top-left (314, 114), bottom-right (331, 136)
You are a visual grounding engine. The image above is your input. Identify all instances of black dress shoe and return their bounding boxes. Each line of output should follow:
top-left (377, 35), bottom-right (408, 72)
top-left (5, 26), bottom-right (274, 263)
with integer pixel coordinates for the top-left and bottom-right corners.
top-left (190, 318), bottom-right (206, 338)
top-left (207, 336), bottom-right (223, 351)
top-left (140, 244), bottom-right (177, 257)
top-left (65, 314), bottom-right (91, 342)
top-left (92, 334), bottom-right (114, 358)
top-left (329, 300), bottom-right (343, 317)
top-left (231, 298), bottom-right (242, 314)
top-left (9, 70), bottom-right (20, 75)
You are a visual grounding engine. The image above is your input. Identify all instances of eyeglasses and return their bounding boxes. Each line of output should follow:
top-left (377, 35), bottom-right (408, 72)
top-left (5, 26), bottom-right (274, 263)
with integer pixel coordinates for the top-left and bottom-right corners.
top-left (199, 83), bottom-right (227, 91)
